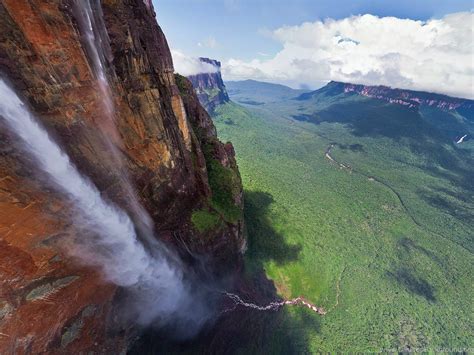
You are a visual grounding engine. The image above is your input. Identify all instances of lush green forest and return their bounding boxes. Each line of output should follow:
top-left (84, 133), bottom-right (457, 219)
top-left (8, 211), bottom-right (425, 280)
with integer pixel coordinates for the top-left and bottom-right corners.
top-left (210, 82), bottom-right (473, 352)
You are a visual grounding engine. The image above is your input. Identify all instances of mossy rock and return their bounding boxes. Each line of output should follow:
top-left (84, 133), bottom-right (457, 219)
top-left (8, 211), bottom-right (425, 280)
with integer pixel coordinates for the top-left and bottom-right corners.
top-left (202, 142), bottom-right (242, 224)
top-left (191, 209), bottom-right (221, 233)
top-left (175, 74), bottom-right (189, 95)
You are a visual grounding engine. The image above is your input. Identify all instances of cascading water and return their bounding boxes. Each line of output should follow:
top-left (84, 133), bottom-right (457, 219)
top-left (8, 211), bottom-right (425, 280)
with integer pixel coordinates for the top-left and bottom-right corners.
top-left (71, 0), bottom-right (114, 119)
top-left (70, 0), bottom-right (157, 241)
top-left (0, 79), bottom-right (211, 334)
top-left (0, 80), bottom-right (147, 286)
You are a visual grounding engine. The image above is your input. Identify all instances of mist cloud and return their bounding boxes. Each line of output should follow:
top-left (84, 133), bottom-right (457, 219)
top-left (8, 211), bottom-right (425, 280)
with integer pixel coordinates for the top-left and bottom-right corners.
top-left (222, 12), bottom-right (474, 98)
top-left (172, 49), bottom-right (219, 76)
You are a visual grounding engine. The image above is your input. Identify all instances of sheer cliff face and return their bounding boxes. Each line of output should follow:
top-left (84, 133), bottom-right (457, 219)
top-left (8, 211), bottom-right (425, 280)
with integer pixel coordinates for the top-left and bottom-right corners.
top-left (0, 1), bottom-right (243, 353)
top-left (187, 58), bottom-right (230, 113)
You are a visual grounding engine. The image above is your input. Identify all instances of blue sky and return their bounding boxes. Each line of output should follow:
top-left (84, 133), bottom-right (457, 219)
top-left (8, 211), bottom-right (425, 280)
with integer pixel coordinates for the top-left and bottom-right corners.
top-left (154, 0), bottom-right (472, 61)
top-left (153, 0), bottom-right (473, 98)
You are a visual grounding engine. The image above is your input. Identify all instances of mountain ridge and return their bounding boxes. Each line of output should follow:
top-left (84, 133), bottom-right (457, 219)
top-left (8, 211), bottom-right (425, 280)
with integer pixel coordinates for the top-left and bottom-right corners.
top-left (226, 79), bottom-right (310, 104)
top-left (298, 81), bottom-right (474, 112)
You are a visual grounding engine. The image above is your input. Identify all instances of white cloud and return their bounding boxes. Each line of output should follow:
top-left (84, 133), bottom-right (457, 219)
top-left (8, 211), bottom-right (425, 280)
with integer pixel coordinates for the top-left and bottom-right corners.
top-left (171, 50), bottom-right (218, 76)
top-left (222, 12), bottom-right (474, 98)
top-left (197, 36), bottom-right (218, 49)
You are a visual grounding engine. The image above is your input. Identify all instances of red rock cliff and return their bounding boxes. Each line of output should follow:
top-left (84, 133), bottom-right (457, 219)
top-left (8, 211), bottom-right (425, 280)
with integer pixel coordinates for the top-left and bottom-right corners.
top-left (0, 0), bottom-right (244, 353)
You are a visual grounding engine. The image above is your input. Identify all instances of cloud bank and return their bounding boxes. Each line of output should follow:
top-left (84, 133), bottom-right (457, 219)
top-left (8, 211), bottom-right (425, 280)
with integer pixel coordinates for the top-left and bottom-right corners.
top-left (222, 12), bottom-right (474, 98)
top-left (172, 49), bottom-right (218, 76)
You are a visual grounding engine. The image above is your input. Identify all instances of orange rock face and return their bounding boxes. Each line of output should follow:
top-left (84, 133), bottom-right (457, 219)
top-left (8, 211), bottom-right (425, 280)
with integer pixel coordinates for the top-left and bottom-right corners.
top-left (0, 0), bottom-right (244, 352)
top-left (0, 162), bottom-right (121, 353)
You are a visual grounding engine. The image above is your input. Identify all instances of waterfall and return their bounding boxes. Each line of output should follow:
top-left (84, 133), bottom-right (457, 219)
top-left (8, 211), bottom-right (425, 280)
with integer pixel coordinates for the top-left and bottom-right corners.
top-left (0, 1), bottom-right (214, 336)
top-left (0, 79), bottom-right (149, 286)
top-left (71, 0), bottom-right (114, 117)
top-left (0, 79), bottom-right (210, 334)
top-left (71, 0), bottom-right (157, 240)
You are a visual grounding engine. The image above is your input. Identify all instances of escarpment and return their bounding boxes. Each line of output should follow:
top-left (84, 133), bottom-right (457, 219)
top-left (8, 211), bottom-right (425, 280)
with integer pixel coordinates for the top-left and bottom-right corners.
top-left (187, 58), bottom-right (230, 113)
top-left (0, 0), bottom-right (244, 353)
top-left (298, 81), bottom-right (474, 111)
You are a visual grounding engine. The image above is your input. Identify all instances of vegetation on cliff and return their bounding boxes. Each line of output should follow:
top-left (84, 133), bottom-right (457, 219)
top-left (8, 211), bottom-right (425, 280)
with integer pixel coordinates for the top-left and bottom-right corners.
top-left (203, 142), bottom-right (242, 224)
top-left (191, 209), bottom-right (221, 233)
top-left (176, 74), bottom-right (243, 236)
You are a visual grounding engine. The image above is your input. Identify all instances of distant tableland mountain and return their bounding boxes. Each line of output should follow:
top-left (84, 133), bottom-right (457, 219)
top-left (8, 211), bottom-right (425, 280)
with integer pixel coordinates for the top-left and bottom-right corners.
top-left (187, 58), bottom-right (229, 113)
top-left (298, 81), bottom-right (474, 115)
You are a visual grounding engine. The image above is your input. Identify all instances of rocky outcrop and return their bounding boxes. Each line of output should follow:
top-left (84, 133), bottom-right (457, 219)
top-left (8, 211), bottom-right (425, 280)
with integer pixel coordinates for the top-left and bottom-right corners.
top-left (187, 58), bottom-right (230, 113)
top-left (0, 0), bottom-right (243, 353)
top-left (299, 81), bottom-right (474, 111)
top-left (176, 74), bottom-right (245, 261)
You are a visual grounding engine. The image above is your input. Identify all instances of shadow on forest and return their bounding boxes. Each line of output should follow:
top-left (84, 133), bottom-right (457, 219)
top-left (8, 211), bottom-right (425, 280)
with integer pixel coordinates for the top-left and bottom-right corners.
top-left (244, 190), bottom-right (302, 266)
top-left (387, 237), bottom-right (439, 303)
top-left (419, 189), bottom-right (474, 226)
top-left (397, 237), bottom-right (443, 266)
top-left (387, 267), bottom-right (436, 303)
top-left (199, 190), bottom-right (317, 355)
top-left (130, 191), bottom-right (318, 354)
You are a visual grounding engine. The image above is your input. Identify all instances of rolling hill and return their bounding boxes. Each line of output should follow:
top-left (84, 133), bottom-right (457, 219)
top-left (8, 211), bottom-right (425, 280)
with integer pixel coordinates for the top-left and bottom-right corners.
top-left (226, 79), bottom-right (310, 105)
